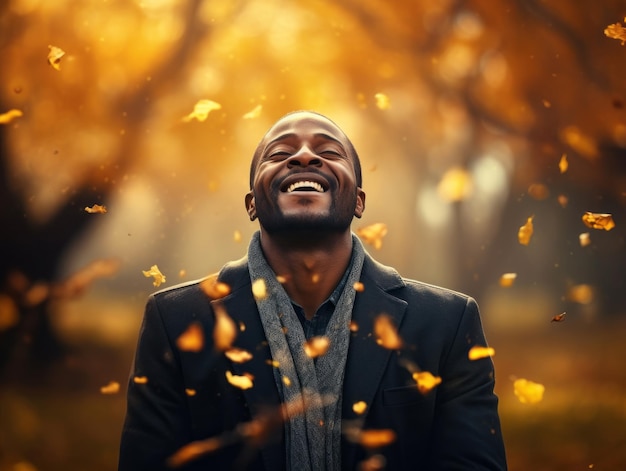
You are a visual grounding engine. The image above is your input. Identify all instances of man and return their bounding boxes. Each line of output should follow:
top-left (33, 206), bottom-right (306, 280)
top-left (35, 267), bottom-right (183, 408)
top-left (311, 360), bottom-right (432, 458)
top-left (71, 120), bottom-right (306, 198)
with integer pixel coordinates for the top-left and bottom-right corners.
top-left (119, 111), bottom-right (507, 470)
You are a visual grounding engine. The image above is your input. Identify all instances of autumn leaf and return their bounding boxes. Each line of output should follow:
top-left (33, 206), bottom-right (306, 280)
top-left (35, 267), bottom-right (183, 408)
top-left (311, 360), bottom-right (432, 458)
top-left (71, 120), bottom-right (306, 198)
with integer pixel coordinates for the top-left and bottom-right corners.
top-left (605, 19), bottom-right (626, 44)
top-left (582, 212), bottom-right (615, 231)
top-left (100, 381), bottom-right (120, 395)
top-left (177, 321), bottom-right (205, 352)
top-left (182, 99), bottom-right (221, 122)
top-left (468, 346), bottom-right (495, 360)
top-left (167, 438), bottom-right (224, 468)
top-left (567, 284), bottom-right (594, 304)
top-left (359, 429), bottom-right (397, 448)
top-left (0, 109), bottom-right (23, 124)
top-left (352, 401), bottom-right (367, 415)
top-left (133, 376), bottom-right (148, 384)
top-left (579, 232), bottom-right (591, 247)
top-left (47, 45), bottom-right (65, 70)
top-left (84, 204), bottom-right (107, 214)
top-left (374, 314), bottom-right (403, 350)
top-left (527, 183), bottom-right (549, 200)
top-left (252, 278), bottom-right (267, 300)
top-left (374, 93), bottom-right (391, 110)
top-left (200, 273), bottom-right (231, 300)
top-left (233, 230), bottom-right (242, 242)
top-left (0, 294), bottom-right (19, 331)
top-left (551, 312), bottom-right (566, 323)
top-left (303, 336), bottom-right (330, 358)
top-left (438, 167), bottom-right (473, 202)
top-left (213, 304), bottom-right (237, 351)
top-left (185, 388), bottom-right (197, 396)
top-left (356, 223), bottom-right (388, 250)
top-left (243, 104), bottom-right (262, 119)
top-left (224, 348), bottom-right (253, 363)
top-left (353, 281), bottom-right (365, 292)
top-left (499, 273), bottom-right (517, 287)
top-left (560, 126), bottom-right (598, 159)
top-left (518, 216), bottom-right (534, 245)
top-left (558, 154), bottom-right (568, 173)
top-left (513, 378), bottom-right (545, 404)
top-left (412, 371), bottom-right (442, 394)
top-left (142, 264), bottom-right (166, 287)
top-left (225, 370), bottom-right (254, 390)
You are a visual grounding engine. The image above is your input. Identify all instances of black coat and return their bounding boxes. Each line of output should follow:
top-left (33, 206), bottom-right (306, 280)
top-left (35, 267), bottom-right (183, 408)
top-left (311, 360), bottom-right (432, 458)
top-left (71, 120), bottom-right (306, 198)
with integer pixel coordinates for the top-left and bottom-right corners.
top-left (119, 253), bottom-right (507, 470)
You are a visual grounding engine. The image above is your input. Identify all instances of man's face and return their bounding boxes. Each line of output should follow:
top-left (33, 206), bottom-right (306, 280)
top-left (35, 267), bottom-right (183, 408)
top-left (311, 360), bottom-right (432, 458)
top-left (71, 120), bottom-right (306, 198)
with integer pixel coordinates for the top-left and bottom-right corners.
top-left (246, 112), bottom-right (365, 235)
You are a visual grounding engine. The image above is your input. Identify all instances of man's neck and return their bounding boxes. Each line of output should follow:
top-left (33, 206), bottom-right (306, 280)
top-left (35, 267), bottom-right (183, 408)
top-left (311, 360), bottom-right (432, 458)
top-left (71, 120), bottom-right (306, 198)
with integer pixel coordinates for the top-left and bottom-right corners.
top-left (258, 229), bottom-right (353, 319)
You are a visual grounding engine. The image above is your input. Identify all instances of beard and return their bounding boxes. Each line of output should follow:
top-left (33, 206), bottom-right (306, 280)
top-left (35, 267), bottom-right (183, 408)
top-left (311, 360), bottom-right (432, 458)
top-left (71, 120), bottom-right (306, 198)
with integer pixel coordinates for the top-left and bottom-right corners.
top-left (254, 186), bottom-right (358, 236)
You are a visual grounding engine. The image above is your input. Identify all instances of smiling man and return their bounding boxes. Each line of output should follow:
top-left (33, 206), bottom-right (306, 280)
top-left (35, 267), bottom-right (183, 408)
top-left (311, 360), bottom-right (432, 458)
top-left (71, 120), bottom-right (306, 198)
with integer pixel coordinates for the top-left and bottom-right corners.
top-left (119, 111), bottom-right (507, 471)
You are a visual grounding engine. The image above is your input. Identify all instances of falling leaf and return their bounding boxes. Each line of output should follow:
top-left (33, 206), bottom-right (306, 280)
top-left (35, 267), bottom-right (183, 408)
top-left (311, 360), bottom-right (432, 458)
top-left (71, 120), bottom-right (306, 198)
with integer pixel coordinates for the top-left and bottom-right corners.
top-left (282, 376), bottom-right (291, 387)
top-left (224, 348), bottom-right (253, 363)
top-left (374, 93), bottom-right (391, 110)
top-left (437, 167), bottom-right (473, 202)
top-left (349, 320), bottom-right (359, 332)
top-left (0, 109), bottom-right (23, 124)
top-left (243, 104), bottom-right (262, 119)
top-left (560, 126), bottom-right (598, 159)
top-left (518, 216), bottom-right (534, 246)
top-left (412, 371), bottom-right (442, 394)
top-left (359, 429), bottom-right (397, 448)
top-left (177, 322), bottom-right (205, 352)
top-left (559, 154), bottom-right (568, 173)
top-left (233, 230), bottom-right (242, 242)
top-left (100, 381), bottom-right (120, 395)
top-left (200, 273), bottom-right (231, 300)
top-left (374, 314), bottom-right (403, 349)
top-left (582, 212), bottom-right (615, 231)
top-left (185, 388), bottom-right (197, 396)
top-left (225, 370), bottom-right (254, 390)
top-left (499, 273), bottom-right (517, 287)
top-left (579, 232), bottom-right (591, 247)
top-left (551, 312), bottom-right (567, 323)
top-left (182, 99), bottom-right (221, 122)
top-left (252, 278), bottom-right (267, 300)
top-left (605, 19), bottom-right (626, 44)
top-left (142, 264), bottom-right (166, 287)
top-left (179, 269), bottom-right (187, 278)
top-left (239, 321), bottom-right (246, 332)
top-left (357, 223), bottom-right (388, 250)
top-left (513, 378), bottom-right (545, 404)
top-left (0, 294), bottom-right (19, 331)
top-left (353, 281), bottom-right (365, 292)
top-left (567, 284), bottom-right (594, 304)
top-left (23, 283), bottom-right (49, 307)
top-left (527, 183), bottom-right (549, 200)
top-left (167, 438), bottom-right (223, 468)
top-left (352, 401), bottom-right (367, 415)
top-left (84, 204), bottom-right (107, 214)
top-left (266, 359), bottom-right (280, 368)
top-left (47, 45), bottom-right (65, 70)
top-left (303, 336), bottom-right (330, 358)
top-left (133, 376), bottom-right (148, 384)
top-left (468, 346), bottom-right (495, 360)
top-left (558, 194), bottom-right (569, 207)
top-left (213, 304), bottom-right (237, 351)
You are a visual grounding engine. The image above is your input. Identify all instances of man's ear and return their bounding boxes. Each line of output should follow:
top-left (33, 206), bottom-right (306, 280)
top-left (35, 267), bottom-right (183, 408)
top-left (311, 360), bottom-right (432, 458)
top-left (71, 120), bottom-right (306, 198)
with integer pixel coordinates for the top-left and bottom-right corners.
top-left (354, 188), bottom-right (366, 218)
top-left (245, 191), bottom-right (257, 221)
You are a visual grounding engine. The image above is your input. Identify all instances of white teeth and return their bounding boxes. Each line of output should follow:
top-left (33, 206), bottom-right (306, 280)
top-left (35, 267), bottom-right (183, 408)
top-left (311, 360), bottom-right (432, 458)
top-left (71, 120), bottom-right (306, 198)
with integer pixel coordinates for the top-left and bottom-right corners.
top-left (286, 180), bottom-right (324, 193)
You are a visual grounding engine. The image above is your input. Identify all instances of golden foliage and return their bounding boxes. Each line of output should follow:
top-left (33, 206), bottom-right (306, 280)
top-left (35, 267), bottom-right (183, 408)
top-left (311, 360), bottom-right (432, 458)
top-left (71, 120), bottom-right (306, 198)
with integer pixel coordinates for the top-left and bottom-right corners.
top-left (499, 273), bottom-right (517, 287)
top-left (167, 438), bottom-right (223, 468)
top-left (518, 216), bottom-right (534, 246)
top-left (133, 376), bottom-right (148, 384)
top-left (374, 314), bottom-right (403, 350)
top-left (303, 336), bottom-right (330, 358)
top-left (0, 109), bottom-right (23, 124)
top-left (579, 232), bottom-right (591, 247)
top-left (356, 223), bottom-right (388, 250)
top-left (558, 154), bottom-right (568, 173)
top-left (438, 167), bottom-right (473, 202)
top-left (374, 93), bottom-right (391, 110)
top-left (352, 401), bottom-right (367, 415)
top-left (176, 322), bottom-right (205, 352)
top-left (412, 371), bottom-right (442, 394)
top-left (213, 304), bottom-right (237, 351)
top-left (84, 204), bottom-right (107, 214)
top-left (513, 378), bottom-right (545, 404)
top-left (225, 370), bottom-right (254, 390)
top-left (581, 212), bottom-right (615, 231)
top-left (359, 429), bottom-right (397, 448)
top-left (353, 281), bottom-right (365, 292)
top-left (252, 278), bottom-right (267, 300)
top-left (47, 45), bottom-right (65, 70)
top-left (100, 381), bottom-right (120, 395)
top-left (243, 104), bottom-right (263, 119)
top-left (567, 284), bottom-right (594, 304)
top-left (182, 99), bottom-right (221, 122)
top-left (468, 346), bottom-right (495, 360)
top-left (604, 19), bottom-right (626, 44)
top-left (224, 348), bottom-right (253, 363)
top-left (200, 273), bottom-right (231, 300)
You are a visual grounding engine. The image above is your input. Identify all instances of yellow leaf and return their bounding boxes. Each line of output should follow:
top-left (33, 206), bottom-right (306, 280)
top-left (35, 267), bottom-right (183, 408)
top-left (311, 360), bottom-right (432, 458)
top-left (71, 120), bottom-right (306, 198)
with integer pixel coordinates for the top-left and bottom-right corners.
top-left (499, 273), bottom-right (517, 287)
top-left (200, 273), bottom-right (231, 300)
top-left (243, 104), bottom-right (262, 119)
top-left (560, 126), bottom-right (598, 159)
top-left (579, 232), bottom-right (591, 247)
top-left (133, 376), bottom-right (148, 384)
top-left (438, 167), bottom-right (473, 202)
top-left (352, 401), bottom-right (367, 415)
top-left (353, 281), bottom-right (365, 292)
top-left (142, 264), bottom-right (166, 287)
top-left (167, 438), bottom-right (223, 468)
top-left (233, 230), bottom-right (242, 242)
top-left (468, 346), bottom-right (495, 360)
top-left (374, 93), bottom-right (391, 110)
top-left (213, 304), bottom-right (237, 351)
top-left (513, 378), bottom-right (545, 404)
top-left (224, 348), bottom-right (253, 363)
top-left (47, 45), bottom-right (65, 70)
top-left (100, 381), bottom-right (120, 395)
top-left (582, 212), bottom-right (615, 231)
top-left (177, 321), bottom-right (205, 352)
top-left (252, 278), bottom-right (267, 300)
top-left (359, 429), bottom-right (396, 448)
top-left (303, 336), bottom-right (330, 358)
top-left (356, 223), bottom-right (388, 250)
top-left (0, 109), bottom-right (23, 124)
top-left (567, 284), bottom-right (594, 304)
top-left (182, 99), bottom-right (221, 122)
top-left (185, 388), bottom-right (197, 396)
top-left (605, 20), bottom-right (626, 44)
top-left (84, 204), bottom-right (107, 214)
top-left (559, 154), bottom-right (568, 173)
top-left (374, 314), bottom-right (403, 350)
top-left (225, 370), bottom-right (254, 390)
top-left (518, 216), bottom-right (534, 246)
top-left (412, 371), bottom-right (442, 394)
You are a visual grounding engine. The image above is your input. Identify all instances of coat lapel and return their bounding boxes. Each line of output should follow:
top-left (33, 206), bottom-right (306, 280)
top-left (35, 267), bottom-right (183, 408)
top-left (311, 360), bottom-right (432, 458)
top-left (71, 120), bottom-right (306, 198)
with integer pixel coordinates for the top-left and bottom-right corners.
top-left (341, 255), bottom-right (407, 469)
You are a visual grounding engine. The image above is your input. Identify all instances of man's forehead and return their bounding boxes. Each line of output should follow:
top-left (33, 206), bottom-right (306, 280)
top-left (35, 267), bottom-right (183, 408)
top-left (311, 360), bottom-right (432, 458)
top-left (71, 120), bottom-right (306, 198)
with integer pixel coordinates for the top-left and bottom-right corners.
top-left (263, 113), bottom-right (345, 142)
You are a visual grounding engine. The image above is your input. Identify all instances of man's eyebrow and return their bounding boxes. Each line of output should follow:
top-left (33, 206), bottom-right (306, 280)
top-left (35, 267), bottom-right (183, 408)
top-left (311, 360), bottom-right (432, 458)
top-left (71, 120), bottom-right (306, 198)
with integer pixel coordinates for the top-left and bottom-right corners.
top-left (265, 132), bottom-right (344, 148)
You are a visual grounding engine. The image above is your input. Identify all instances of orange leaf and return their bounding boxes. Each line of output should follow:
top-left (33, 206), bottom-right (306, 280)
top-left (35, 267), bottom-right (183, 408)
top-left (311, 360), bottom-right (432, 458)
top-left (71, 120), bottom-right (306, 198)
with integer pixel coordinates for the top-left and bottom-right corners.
top-left (142, 264), bottom-right (166, 287)
top-left (213, 304), bottom-right (237, 351)
top-left (100, 381), bottom-right (120, 395)
top-left (582, 212), bottom-right (615, 231)
top-left (47, 45), bottom-right (65, 70)
top-left (468, 346), bottom-right (495, 360)
top-left (359, 429), bottom-right (396, 448)
top-left (0, 109), bottom-right (23, 124)
top-left (177, 322), bottom-right (205, 352)
top-left (225, 370), bottom-right (254, 390)
top-left (357, 223), bottom-right (388, 250)
top-left (303, 336), bottom-right (330, 358)
top-left (412, 371), bottom-right (442, 394)
top-left (499, 273), bottom-right (517, 287)
top-left (513, 378), bottom-right (545, 404)
top-left (84, 204), bottom-right (107, 214)
top-left (518, 216), bottom-right (534, 246)
top-left (374, 314), bottom-right (403, 350)
top-left (200, 273), bottom-right (231, 300)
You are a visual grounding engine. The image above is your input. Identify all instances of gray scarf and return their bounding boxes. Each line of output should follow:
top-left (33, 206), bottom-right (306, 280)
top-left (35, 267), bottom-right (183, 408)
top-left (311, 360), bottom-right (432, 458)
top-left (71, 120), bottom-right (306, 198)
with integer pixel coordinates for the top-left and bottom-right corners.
top-left (247, 231), bottom-right (365, 471)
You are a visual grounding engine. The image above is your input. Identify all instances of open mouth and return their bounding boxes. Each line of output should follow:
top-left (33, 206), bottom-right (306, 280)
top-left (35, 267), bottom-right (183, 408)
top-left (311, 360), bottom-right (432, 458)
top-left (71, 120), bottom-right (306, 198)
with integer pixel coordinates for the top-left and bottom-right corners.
top-left (284, 180), bottom-right (326, 193)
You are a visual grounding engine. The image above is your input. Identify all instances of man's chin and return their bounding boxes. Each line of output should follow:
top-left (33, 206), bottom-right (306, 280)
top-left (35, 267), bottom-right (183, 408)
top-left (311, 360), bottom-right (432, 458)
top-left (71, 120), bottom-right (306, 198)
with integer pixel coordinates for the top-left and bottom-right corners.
top-left (260, 216), bottom-right (351, 235)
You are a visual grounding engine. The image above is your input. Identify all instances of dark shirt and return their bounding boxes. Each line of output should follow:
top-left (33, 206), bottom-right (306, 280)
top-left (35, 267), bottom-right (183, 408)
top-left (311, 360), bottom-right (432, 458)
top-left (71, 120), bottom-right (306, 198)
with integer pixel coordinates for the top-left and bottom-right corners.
top-left (291, 254), bottom-right (354, 339)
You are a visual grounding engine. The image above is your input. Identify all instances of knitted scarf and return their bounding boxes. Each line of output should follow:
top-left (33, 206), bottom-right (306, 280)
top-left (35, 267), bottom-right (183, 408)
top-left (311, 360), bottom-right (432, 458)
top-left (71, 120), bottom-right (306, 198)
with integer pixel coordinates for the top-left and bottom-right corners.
top-left (247, 231), bottom-right (365, 471)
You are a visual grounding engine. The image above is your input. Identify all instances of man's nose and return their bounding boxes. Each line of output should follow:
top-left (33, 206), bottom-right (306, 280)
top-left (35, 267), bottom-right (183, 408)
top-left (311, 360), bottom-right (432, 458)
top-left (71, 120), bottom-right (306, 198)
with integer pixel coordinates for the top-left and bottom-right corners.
top-left (287, 146), bottom-right (322, 168)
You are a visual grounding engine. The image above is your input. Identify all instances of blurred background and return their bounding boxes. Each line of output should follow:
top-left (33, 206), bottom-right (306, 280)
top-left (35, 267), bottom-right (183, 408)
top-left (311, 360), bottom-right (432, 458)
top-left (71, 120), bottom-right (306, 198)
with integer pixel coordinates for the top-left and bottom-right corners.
top-left (1, 0), bottom-right (626, 469)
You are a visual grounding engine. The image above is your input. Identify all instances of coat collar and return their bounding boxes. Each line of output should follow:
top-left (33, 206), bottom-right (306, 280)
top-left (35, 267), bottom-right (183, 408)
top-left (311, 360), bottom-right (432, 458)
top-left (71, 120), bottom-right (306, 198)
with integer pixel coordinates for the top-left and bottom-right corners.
top-left (212, 252), bottom-right (407, 470)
